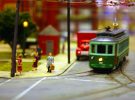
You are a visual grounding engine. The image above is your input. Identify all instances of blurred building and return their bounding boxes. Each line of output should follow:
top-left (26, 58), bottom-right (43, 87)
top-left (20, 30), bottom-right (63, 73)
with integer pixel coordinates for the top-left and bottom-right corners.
top-left (97, 0), bottom-right (135, 34)
top-left (0, 0), bottom-right (98, 33)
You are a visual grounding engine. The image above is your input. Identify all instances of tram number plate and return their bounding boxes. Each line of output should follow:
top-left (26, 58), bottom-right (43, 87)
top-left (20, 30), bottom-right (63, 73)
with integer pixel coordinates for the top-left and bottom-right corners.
top-left (99, 62), bottom-right (103, 64)
top-left (81, 51), bottom-right (88, 55)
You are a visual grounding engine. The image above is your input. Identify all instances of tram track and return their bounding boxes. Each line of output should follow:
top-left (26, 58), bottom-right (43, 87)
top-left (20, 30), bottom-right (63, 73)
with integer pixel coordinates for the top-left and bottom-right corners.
top-left (51, 60), bottom-right (135, 100)
top-left (68, 69), bottom-right (135, 100)
top-left (119, 60), bottom-right (135, 82)
top-left (63, 72), bottom-right (133, 100)
top-left (108, 60), bottom-right (134, 88)
top-left (64, 61), bottom-right (135, 100)
top-left (104, 60), bottom-right (135, 98)
top-left (60, 70), bottom-right (99, 78)
top-left (82, 67), bottom-right (134, 99)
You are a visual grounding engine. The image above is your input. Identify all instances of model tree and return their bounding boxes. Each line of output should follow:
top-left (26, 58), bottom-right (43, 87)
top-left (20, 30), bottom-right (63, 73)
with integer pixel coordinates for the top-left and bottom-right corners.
top-left (0, 9), bottom-right (37, 52)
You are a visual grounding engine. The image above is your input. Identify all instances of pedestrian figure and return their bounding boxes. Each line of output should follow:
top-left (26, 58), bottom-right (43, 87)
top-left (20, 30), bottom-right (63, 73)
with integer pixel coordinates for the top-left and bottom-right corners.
top-left (36, 46), bottom-right (42, 60)
top-left (61, 31), bottom-right (67, 54)
top-left (46, 52), bottom-right (54, 73)
top-left (32, 51), bottom-right (39, 71)
top-left (62, 41), bottom-right (65, 54)
top-left (16, 54), bottom-right (22, 75)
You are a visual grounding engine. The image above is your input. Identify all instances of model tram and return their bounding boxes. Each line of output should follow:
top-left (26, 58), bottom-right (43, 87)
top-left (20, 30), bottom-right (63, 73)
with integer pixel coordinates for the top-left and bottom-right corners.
top-left (89, 28), bottom-right (129, 71)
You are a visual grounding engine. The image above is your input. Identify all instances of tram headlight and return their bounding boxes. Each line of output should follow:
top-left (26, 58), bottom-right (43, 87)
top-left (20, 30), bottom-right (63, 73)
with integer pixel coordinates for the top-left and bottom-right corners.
top-left (99, 57), bottom-right (103, 62)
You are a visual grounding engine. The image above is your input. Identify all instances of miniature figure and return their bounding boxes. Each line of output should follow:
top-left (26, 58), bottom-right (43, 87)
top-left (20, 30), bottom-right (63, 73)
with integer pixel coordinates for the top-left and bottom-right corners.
top-left (36, 46), bottom-right (42, 60)
top-left (32, 51), bottom-right (39, 71)
top-left (16, 54), bottom-right (22, 75)
top-left (46, 52), bottom-right (54, 73)
top-left (61, 32), bottom-right (67, 54)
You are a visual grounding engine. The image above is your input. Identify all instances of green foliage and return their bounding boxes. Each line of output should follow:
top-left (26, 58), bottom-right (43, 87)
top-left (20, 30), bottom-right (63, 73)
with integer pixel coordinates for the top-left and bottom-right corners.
top-left (0, 9), bottom-right (15, 46)
top-left (0, 61), bottom-right (11, 71)
top-left (0, 61), bottom-right (41, 72)
top-left (0, 52), bottom-right (11, 59)
top-left (0, 9), bottom-right (37, 49)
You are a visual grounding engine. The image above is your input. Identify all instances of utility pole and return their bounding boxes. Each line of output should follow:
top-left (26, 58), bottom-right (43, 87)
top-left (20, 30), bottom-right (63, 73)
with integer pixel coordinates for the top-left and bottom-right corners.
top-left (11, 0), bottom-right (20, 77)
top-left (67, 0), bottom-right (70, 64)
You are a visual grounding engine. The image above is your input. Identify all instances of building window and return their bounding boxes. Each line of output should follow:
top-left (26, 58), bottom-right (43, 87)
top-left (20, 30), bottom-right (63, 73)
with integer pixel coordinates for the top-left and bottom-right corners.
top-left (60, 8), bottom-right (74, 15)
top-left (79, 9), bottom-right (91, 16)
top-left (78, 22), bottom-right (92, 31)
top-left (36, 0), bottom-right (42, 17)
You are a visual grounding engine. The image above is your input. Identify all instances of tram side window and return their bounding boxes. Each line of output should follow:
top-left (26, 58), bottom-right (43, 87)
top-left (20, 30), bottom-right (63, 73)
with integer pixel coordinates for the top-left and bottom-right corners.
top-left (91, 44), bottom-right (95, 53)
top-left (108, 45), bottom-right (113, 54)
top-left (118, 39), bottom-right (128, 53)
top-left (97, 45), bottom-right (105, 53)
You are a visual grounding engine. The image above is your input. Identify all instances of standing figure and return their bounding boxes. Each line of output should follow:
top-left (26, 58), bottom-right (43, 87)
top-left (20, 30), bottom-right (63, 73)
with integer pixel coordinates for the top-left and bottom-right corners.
top-left (32, 51), bottom-right (39, 71)
top-left (46, 52), bottom-right (54, 73)
top-left (61, 31), bottom-right (67, 54)
top-left (36, 46), bottom-right (42, 60)
top-left (16, 54), bottom-right (22, 75)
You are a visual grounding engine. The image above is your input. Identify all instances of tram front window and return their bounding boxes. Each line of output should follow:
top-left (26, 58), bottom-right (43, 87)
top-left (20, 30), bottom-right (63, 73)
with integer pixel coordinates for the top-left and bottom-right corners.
top-left (108, 45), bottom-right (113, 54)
top-left (97, 45), bottom-right (105, 53)
top-left (91, 44), bottom-right (95, 53)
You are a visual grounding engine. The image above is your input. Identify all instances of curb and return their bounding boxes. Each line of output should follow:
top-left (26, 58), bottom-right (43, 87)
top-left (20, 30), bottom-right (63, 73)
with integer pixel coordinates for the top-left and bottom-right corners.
top-left (0, 59), bottom-right (76, 79)
top-left (50, 59), bottom-right (76, 77)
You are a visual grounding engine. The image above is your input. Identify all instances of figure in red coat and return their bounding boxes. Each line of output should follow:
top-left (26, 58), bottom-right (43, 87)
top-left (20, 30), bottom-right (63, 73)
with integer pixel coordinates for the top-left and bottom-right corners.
top-left (16, 54), bottom-right (22, 75)
top-left (32, 51), bottom-right (39, 71)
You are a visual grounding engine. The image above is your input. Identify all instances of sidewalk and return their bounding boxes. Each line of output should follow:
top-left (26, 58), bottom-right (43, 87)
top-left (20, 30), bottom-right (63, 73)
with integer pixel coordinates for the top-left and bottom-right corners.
top-left (0, 51), bottom-right (76, 79)
top-left (0, 41), bottom-right (77, 78)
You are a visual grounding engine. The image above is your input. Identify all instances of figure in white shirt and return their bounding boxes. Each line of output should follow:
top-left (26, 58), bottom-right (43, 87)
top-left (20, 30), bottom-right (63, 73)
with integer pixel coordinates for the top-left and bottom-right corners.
top-left (46, 52), bottom-right (54, 73)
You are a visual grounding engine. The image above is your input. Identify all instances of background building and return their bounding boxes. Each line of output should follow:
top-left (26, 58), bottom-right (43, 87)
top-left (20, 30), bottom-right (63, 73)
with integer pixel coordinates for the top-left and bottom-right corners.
top-left (0, 0), bottom-right (98, 33)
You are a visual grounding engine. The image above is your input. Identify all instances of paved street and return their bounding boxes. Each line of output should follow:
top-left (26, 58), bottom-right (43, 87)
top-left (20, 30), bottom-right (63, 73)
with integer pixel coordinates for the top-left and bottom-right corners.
top-left (0, 51), bottom-right (135, 100)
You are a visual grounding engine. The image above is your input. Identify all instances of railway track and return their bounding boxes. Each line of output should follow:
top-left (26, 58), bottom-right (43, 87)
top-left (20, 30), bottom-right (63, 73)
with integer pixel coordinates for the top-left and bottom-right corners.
top-left (82, 60), bottom-right (135, 100)
top-left (56, 60), bottom-right (135, 100)
top-left (108, 60), bottom-right (135, 90)
top-left (60, 70), bottom-right (98, 78)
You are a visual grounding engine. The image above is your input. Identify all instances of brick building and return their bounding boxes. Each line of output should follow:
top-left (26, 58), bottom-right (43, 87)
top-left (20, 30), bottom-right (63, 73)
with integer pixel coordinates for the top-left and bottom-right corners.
top-left (0, 0), bottom-right (98, 33)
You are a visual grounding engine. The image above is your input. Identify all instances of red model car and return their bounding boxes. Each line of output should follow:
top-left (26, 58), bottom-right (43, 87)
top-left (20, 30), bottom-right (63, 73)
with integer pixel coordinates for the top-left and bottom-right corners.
top-left (76, 31), bottom-right (97, 60)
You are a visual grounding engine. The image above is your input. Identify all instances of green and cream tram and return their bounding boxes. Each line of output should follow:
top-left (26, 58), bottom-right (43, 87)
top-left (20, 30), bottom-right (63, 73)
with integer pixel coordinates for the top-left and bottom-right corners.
top-left (89, 29), bottom-right (129, 70)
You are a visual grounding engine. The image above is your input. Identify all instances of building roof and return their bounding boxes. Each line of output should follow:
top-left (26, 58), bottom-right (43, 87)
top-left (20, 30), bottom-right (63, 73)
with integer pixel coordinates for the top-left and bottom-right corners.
top-left (39, 25), bottom-right (60, 36)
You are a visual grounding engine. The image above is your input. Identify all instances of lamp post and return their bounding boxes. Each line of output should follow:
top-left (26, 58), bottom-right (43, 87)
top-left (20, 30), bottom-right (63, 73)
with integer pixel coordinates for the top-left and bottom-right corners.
top-left (67, 0), bottom-right (70, 64)
top-left (11, 0), bottom-right (20, 77)
top-left (22, 20), bottom-right (29, 57)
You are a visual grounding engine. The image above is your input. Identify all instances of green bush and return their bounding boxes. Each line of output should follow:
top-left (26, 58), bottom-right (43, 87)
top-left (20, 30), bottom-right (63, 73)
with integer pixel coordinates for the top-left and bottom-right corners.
top-left (0, 61), bottom-right (41, 72)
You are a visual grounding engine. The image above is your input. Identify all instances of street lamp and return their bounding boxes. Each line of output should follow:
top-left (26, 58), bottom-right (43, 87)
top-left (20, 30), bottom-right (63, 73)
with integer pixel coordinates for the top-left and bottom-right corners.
top-left (23, 20), bottom-right (29, 27)
top-left (22, 20), bottom-right (29, 57)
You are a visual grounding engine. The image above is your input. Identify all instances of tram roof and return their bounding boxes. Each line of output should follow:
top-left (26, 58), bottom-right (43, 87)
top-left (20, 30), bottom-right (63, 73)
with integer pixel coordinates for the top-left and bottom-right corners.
top-left (97, 29), bottom-right (126, 37)
top-left (91, 29), bottom-right (128, 43)
top-left (91, 37), bottom-right (116, 42)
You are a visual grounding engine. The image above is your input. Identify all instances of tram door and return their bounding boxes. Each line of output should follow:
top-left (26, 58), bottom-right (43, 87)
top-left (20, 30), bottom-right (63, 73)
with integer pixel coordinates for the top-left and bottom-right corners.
top-left (46, 40), bottom-right (54, 54)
